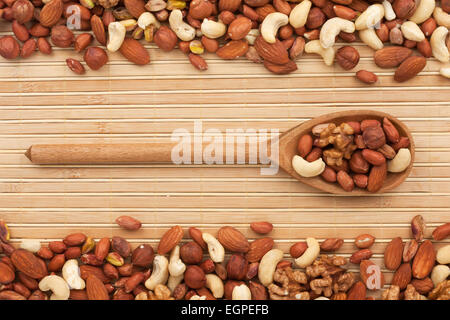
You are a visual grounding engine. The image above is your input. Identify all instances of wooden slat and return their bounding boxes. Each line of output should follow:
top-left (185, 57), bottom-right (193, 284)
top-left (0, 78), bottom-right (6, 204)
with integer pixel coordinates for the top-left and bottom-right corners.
top-left (0, 34), bottom-right (448, 301)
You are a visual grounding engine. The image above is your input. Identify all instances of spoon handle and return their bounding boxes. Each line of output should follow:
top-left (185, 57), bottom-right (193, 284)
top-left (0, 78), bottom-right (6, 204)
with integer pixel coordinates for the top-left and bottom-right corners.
top-left (26, 141), bottom-right (274, 165)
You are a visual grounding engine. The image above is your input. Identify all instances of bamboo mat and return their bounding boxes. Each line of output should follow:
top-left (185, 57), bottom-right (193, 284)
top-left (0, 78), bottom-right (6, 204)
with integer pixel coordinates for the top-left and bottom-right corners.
top-left (1, 22), bottom-right (450, 298)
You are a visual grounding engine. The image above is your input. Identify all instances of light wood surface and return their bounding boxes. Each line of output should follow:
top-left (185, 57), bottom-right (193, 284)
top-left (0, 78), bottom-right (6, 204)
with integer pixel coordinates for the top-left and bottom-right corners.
top-left (0, 22), bottom-right (449, 298)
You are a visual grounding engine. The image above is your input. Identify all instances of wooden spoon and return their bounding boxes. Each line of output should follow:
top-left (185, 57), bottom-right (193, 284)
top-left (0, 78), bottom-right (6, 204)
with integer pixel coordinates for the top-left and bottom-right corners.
top-left (26, 110), bottom-right (414, 194)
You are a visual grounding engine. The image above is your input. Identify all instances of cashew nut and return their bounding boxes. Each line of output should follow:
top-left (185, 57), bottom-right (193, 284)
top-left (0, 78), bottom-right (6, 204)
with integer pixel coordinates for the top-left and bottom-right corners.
top-left (440, 67), bottom-right (450, 78)
top-left (258, 249), bottom-right (284, 286)
top-left (106, 22), bottom-right (126, 52)
top-left (289, 0), bottom-right (312, 29)
top-left (295, 237), bottom-right (320, 268)
top-left (400, 21), bottom-right (425, 42)
top-left (144, 255), bottom-right (169, 290)
top-left (202, 232), bottom-right (225, 263)
top-left (320, 17), bottom-right (355, 48)
top-left (169, 9), bottom-right (196, 41)
top-left (261, 12), bottom-right (289, 44)
top-left (315, 296), bottom-right (330, 300)
top-left (382, 0), bottom-right (396, 21)
top-left (205, 274), bottom-right (224, 298)
top-left (137, 12), bottom-right (160, 30)
top-left (355, 4), bottom-right (385, 30)
top-left (436, 244), bottom-right (450, 264)
top-left (433, 7), bottom-right (450, 28)
top-left (431, 265), bottom-right (450, 286)
top-left (359, 28), bottom-right (384, 50)
top-left (304, 40), bottom-right (335, 66)
top-left (62, 259), bottom-right (85, 290)
top-left (168, 245), bottom-right (186, 277)
top-left (201, 18), bottom-right (227, 39)
top-left (39, 275), bottom-right (70, 300)
top-left (135, 292), bottom-right (149, 300)
top-left (387, 148), bottom-right (411, 173)
top-left (20, 239), bottom-right (41, 253)
top-left (190, 295), bottom-right (207, 300)
top-left (167, 274), bottom-right (184, 292)
top-left (292, 155), bottom-right (325, 178)
top-left (232, 284), bottom-right (252, 300)
top-left (409, 0), bottom-right (435, 24)
top-left (430, 26), bottom-right (450, 62)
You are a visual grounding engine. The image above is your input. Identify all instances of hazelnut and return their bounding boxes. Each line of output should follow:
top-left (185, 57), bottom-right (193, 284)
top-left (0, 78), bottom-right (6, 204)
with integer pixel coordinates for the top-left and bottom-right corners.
top-left (153, 25), bottom-right (178, 52)
top-left (184, 265), bottom-right (206, 289)
top-left (0, 36), bottom-right (20, 59)
top-left (180, 241), bottom-right (203, 265)
top-left (111, 236), bottom-right (131, 258)
top-left (83, 46), bottom-right (108, 70)
top-left (362, 126), bottom-right (386, 150)
top-left (50, 25), bottom-right (74, 48)
top-left (306, 7), bottom-right (326, 29)
top-left (12, 0), bottom-right (35, 24)
top-left (226, 254), bottom-right (248, 280)
top-left (336, 46), bottom-right (360, 70)
top-left (392, 0), bottom-right (416, 19)
top-left (131, 244), bottom-right (154, 267)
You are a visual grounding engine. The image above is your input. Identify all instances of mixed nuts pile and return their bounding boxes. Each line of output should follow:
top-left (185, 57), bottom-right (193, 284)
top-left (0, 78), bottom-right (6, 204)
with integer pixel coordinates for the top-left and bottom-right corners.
top-left (0, 215), bottom-right (449, 300)
top-left (293, 117), bottom-right (411, 192)
top-left (0, 0), bottom-right (449, 78)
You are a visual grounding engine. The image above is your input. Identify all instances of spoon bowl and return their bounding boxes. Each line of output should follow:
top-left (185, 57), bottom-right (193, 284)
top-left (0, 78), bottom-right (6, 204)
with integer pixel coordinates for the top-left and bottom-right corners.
top-left (278, 110), bottom-right (415, 195)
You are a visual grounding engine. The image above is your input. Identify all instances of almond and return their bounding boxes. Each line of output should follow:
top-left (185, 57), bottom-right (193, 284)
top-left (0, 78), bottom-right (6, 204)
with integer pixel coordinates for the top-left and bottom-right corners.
top-left (412, 240), bottom-right (435, 279)
top-left (360, 260), bottom-right (385, 290)
top-left (11, 249), bottom-right (48, 279)
top-left (157, 225), bottom-right (183, 255)
top-left (382, 117), bottom-right (400, 144)
top-left (432, 223), bottom-right (450, 241)
top-left (115, 215), bottom-right (142, 230)
top-left (0, 290), bottom-right (26, 300)
top-left (0, 261), bottom-right (15, 284)
top-left (245, 237), bottom-right (274, 262)
top-left (250, 222), bottom-right (273, 234)
top-left (80, 265), bottom-right (110, 283)
top-left (367, 162), bottom-right (387, 193)
top-left (188, 227), bottom-right (207, 250)
top-left (347, 281), bottom-right (366, 300)
top-left (0, 36), bottom-right (20, 59)
top-left (394, 56), bottom-right (426, 82)
top-left (254, 36), bottom-right (289, 64)
top-left (373, 47), bottom-right (412, 68)
top-left (391, 263), bottom-right (411, 290)
top-left (124, 0), bottom-right (146, 19)
top-left (86, 275), bottom-right (110, 300)
top-left (218, 226), bottom-right (250, 253)
top-left (39, 0), bottom-right (63, 27)
top-left (384, 237), bottom-right (404, 270)
top-left (90, 15), bottom-right (106, 46)
top-left (216, 39), bottom-right (249, 60)
top-left (227, 16), bottom-right (252, 40)
top-left (119, 38), bottom-right (150, 65)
